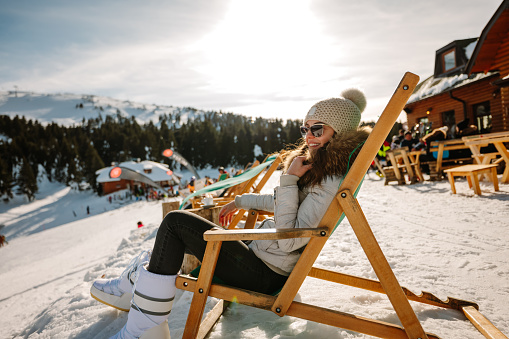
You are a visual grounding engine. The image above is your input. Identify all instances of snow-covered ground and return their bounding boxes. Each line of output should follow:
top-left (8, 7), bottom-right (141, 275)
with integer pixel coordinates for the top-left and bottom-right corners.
top-left (1, 170), bottom-right (508, 339)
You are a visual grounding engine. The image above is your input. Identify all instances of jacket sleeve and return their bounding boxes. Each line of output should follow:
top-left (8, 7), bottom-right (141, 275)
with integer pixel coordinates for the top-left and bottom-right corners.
top-left (274, 174), bottom-right (341, 252)
top-left (234, 193), bottom-right (275, 213)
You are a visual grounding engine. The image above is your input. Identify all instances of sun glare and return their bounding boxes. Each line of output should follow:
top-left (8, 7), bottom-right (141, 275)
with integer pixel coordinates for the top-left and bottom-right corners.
top-left (190, 0), bottom-right (346, 99)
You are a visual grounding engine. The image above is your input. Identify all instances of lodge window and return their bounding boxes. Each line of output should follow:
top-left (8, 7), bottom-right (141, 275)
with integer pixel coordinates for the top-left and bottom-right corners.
top-left (442, 110), bottom-right (455, 138)
top-left (473, 101), bottom-right (491, 134)
top-left (442, 49), bottom-right (456, 72)
top-left (144, 169), bottom-right (152, 174)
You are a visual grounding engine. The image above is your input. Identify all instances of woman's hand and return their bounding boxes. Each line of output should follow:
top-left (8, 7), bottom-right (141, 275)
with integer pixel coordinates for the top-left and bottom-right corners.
top-left (286, 156), bottom-right (312, 177)
top-left (219, 201), bottom-right (238, 227)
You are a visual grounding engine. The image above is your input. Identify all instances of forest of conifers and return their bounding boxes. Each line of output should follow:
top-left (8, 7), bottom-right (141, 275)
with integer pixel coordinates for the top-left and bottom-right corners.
top-left (0, 112), bottom-right (306, 201)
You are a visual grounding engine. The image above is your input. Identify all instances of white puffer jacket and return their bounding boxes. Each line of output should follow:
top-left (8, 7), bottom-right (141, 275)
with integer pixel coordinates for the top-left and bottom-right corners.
top-left (234, 173), bottom-right (343, 275)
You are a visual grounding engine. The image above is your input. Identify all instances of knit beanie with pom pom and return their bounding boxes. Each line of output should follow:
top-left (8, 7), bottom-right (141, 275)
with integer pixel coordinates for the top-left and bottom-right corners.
top-left (304, 88), bottom-right (367, 134)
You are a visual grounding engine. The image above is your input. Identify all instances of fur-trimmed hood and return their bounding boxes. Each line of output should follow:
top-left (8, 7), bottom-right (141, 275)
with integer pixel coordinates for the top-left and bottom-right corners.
top-left (282, 127), bottom-right (371, 189)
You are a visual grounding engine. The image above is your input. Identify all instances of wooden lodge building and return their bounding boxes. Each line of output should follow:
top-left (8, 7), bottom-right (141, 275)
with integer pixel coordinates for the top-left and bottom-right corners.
top-left (95, 160), bottom-right (181, 195)
top-left (404, 0), bottom-right (509, 137)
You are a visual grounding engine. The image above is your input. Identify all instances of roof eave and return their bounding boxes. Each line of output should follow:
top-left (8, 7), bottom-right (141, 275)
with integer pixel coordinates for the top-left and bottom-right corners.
top-left (466, 0), bottom-right (509, 74)
top-left (405, 72), bottom-right (499, 106)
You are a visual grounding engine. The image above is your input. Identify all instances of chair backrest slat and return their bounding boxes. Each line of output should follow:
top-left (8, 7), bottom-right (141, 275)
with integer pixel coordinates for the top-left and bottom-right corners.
top-left (271, 72), bottom-right (420, 317)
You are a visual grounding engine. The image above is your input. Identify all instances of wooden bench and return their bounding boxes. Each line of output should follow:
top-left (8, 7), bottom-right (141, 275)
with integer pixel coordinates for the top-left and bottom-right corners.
top-left (444, 164), bottom-right (499, 196)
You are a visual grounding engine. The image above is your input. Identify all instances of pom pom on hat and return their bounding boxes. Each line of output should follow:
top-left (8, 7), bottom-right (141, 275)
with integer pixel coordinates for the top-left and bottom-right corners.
top-left (341, 88), bottom-right (367, 114)
top-left (304, 88), bottom-right (366, 134)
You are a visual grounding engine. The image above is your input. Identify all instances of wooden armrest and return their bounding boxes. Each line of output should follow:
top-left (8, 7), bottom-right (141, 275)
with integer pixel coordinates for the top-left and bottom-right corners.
top-left (255, 211), bottom-right (274, 216)
top-left (204, 227), bottom-right (329, 241)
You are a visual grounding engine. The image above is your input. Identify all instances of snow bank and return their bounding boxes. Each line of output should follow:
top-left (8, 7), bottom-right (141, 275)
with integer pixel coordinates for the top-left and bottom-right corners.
top-left (1, 172), bottom-right (508, 338)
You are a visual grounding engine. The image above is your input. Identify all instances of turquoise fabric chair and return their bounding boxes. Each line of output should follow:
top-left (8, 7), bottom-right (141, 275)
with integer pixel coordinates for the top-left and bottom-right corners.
top-left (179, 155), bottom-right (278, 209)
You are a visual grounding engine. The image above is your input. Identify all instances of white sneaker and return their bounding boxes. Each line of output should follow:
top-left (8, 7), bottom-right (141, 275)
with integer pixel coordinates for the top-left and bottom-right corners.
top-left (91, 251), bottom-right (151, 311)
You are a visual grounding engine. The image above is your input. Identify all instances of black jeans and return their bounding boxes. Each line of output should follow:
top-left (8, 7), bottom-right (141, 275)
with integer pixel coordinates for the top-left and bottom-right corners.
top-left (149, 210), bottom-right (287, 294)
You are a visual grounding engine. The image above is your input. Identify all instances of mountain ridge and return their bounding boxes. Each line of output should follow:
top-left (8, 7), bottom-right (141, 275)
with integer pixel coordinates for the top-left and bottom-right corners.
top-left (0, 90), bottom-right (224, 128)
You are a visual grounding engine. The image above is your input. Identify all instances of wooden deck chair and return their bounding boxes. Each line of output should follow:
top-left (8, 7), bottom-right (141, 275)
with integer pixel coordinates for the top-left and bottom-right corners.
top-left (215, 160), bottom-right (261, 200)
top-left (175, 72), bottom-right (507, 339)
top-left (178, 154), bottom-right (282, 211)
top-left (189, 160), bottom-right (261, 209)
top-left (162, 155), bottom-right (281, 221)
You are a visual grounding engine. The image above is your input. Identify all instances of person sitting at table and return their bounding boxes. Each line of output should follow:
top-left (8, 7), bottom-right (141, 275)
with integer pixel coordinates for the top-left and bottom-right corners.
top-left (400, 131), bottom-right (419, 151)
top-left (422, 126), bottom-right (447, 148)
top-left (217, 166), bottom-right (230, 181)
top-left (412, 137), bottom-right (426, 151)
top-left (455, 119), bottom-right (478, 138)
top-left (417, 126), bottom-right (449, 174)
top-left (390, 135), bottom-right (400, 150)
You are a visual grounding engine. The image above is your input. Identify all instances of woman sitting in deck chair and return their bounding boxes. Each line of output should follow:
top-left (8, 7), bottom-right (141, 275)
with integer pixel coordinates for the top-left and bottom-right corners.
top-left (91, 89), bottom-right (370, 339)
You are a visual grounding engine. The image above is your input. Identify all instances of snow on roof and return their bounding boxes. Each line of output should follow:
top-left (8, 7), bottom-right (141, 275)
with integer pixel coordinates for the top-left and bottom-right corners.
top-left (407, 71), bottom-right (497, 104)
top-left (95, 160), bottom-right (178, 183)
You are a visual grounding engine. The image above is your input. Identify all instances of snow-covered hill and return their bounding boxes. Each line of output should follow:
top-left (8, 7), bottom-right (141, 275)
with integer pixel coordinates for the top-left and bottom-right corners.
top-left (0, 90), bottom-right (217, 127)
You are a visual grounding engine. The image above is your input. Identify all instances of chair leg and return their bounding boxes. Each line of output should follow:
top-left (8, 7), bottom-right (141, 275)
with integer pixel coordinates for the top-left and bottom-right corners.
top-left (447, 173), bottom-right (456, 194)
top-left (195, 300), bottom-right (230, 339)
top-left (462, 306), bottom-right (508, 339)
top-left (470, 173), bottom-right (481, 196)
top-left (491, 168), bottom-right (499, 192)
top-left (183, 241), bottom-right (222, 339)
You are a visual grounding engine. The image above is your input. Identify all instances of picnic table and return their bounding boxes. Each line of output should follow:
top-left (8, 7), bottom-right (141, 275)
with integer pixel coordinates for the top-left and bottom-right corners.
top-left (462, 131), bottom-right (509, 184)
top-left (418, 139), bottom-right (474, 180)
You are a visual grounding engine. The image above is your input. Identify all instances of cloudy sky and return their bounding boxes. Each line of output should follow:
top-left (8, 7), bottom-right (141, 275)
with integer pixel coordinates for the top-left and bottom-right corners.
top-left (0, 0), bottom-right (503, 122)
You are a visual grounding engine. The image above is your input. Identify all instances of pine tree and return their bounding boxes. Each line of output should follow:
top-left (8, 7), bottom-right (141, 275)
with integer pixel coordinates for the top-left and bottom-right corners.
top-left (0, 109), bottom-right (303, 196)
top-left (0, 155), bottom-right (14, 201)
top-left (84, 143), bottom-right (105, 190)
top-left (16, 157), bottom-right (38, 201)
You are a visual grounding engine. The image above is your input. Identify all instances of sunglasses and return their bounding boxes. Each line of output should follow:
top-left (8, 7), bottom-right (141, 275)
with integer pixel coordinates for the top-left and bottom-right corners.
top-left (300, 123), bottom-right (326, 138)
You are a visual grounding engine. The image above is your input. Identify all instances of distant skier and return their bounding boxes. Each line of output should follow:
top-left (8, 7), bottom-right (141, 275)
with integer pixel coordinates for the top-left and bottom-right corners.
top-left (0, 234), bottom-right (8, 247)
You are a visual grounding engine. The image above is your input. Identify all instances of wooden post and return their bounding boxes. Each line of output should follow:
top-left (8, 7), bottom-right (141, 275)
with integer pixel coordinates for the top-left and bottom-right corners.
top-left (181, 206), bottom-right (222, 273)
top-left (181, 254), bottom-right (201, 275)
top-left (436, 142), bottom-right (445, 178)
top-left (162, 200), bottom-right (181, 218)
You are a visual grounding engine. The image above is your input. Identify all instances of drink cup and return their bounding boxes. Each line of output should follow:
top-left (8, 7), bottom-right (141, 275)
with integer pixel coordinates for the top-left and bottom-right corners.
top-left (203, 197), bottom-right (214, 206)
